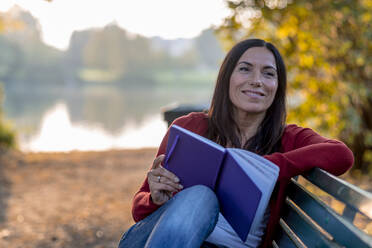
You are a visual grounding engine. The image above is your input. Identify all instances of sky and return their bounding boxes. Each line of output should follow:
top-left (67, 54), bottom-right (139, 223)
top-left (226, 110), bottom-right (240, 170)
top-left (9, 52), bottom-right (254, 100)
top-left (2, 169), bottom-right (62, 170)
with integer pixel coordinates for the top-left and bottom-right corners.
top-left (0, 0), bottom-right (231, 50)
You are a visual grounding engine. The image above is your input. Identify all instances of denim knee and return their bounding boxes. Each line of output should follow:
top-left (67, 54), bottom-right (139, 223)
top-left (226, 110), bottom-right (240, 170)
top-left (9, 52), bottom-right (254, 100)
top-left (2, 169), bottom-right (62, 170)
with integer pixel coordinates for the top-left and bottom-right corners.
top-left (144, 185), bottom-right (220, 247)
top-left (176, 185), bottom-right (218, 203)
top-left (173, 185), bottom-right (219, 214)
top-left (160, 185), bottom-right (219, 234)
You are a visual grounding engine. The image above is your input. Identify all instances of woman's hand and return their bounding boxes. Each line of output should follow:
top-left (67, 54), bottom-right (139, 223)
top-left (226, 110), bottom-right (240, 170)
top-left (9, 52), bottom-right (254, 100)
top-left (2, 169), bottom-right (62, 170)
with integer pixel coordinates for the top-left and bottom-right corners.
top-left (147, 155), bottom-right (183, 205)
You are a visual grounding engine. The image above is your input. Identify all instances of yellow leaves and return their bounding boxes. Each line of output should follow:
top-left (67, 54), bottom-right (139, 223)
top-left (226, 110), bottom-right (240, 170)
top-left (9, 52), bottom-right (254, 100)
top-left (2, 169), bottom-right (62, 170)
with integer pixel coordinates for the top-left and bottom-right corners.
top-left (221, 0), bottom-right (372, 167)
top-left (361, 0), bottom-right (372, 8)
top-left (339, 41), bottom-right (353, 55)
top-left (276, 15), bottom-right (298, 38)
top-left (0, 14), bottom-right (24, 33)
top-left (298, 40), bottom-right (309, 52)
top-left (299, 54), bottom-right (314, 68)
top-left (296, 5), bottom-right (310, 18)
top-left (307, 78), bottom-right (320, 93)
top-left (361, 12), bottom-right (372, 23)
top-left (276, 27), bottom-right (288, 39)
top-left (0, 17), bottom-right (4, 32)
top-left (356, 56), bottom-right (365, 66)
top-left (365, 131), bottom-right (372, 146)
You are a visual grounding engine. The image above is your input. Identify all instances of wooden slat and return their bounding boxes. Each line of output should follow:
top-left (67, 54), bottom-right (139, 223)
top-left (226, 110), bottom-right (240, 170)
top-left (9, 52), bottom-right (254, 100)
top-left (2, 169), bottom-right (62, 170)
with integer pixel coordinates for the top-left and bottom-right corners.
top-left (342, 205), bottom-right (357, 222)
top-left (284, 198), bottom-right (345, 248)
top-left (303, 168), bottom-right (372, 219)
top-left (288, 179), bottom-right (372, 248)
top-left (272, 240), bottom-right (280, 248)
top-left (273, 225), bottom-right (298, 248)
top-left (279, 218), bottom-right (308, 248)
top-left (286, 198), bottom-right (334, 242)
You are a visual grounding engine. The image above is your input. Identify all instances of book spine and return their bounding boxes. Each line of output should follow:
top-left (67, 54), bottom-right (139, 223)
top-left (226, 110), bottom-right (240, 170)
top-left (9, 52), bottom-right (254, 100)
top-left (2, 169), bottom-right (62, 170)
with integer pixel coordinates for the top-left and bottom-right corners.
top-left (212, 151), bottom-right (227, 191)
top-left (164, 134), bottom-right (180, 168)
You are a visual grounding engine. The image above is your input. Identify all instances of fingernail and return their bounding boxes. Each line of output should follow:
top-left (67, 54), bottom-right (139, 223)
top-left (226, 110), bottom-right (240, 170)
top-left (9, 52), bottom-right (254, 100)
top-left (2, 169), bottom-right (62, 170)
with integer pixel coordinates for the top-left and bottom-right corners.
top-left (178, 184), bottom-right (183, 189)
top-left (174, 177), bottom-right (180, 183)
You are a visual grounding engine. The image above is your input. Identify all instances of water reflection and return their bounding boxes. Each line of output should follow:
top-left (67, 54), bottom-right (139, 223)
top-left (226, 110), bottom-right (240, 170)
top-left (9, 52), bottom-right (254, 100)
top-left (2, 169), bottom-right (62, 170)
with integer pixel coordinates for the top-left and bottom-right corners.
top-left (24, 102), bottom-right (168, 152)
top-left (4, 85), bottom-right (212, 151)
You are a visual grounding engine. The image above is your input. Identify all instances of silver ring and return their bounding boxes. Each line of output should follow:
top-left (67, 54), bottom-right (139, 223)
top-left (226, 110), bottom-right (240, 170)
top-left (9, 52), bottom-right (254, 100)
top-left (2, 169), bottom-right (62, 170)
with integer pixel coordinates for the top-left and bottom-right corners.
top-left (157, 176), bottom-right (161, 183)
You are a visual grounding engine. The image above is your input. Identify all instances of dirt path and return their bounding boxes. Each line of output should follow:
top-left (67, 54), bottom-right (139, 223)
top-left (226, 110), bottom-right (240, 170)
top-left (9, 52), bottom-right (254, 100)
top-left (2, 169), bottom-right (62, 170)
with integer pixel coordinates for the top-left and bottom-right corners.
top-left (0, 148), bottom-right (157, 248)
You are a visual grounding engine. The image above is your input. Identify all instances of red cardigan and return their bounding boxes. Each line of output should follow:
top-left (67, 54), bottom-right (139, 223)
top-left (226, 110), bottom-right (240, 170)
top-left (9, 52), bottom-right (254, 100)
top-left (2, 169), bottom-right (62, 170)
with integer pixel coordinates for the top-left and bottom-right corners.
top-left (132, 112), bottom-right (354, 247)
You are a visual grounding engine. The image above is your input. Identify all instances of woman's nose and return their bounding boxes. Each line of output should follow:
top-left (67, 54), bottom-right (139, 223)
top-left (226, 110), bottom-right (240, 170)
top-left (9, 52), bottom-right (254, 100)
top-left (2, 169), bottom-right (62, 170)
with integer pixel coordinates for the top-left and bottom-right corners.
top-left (250, 70), bottom-right (263, 87)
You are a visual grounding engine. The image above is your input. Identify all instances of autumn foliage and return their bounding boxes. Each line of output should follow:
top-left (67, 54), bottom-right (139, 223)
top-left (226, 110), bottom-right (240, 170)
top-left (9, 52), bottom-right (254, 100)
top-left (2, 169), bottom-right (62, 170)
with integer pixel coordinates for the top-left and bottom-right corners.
top-left (218, 0), bottom-right (372, 174)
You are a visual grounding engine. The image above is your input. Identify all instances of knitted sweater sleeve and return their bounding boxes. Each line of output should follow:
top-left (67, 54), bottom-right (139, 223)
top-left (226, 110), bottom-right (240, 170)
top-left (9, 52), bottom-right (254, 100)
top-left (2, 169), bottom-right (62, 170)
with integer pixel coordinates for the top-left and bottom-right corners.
top-left (131, 113), bottom-right (207, 222)
top-left (264, 124), bottom-right (354, 181)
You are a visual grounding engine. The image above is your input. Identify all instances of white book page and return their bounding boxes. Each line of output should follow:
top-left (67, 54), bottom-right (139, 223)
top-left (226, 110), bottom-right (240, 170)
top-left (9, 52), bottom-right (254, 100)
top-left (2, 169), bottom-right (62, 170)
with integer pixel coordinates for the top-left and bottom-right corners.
top-left (228, 149), bottom-right (278, 190)
top-left (229, 148), bottom-right (279, 177)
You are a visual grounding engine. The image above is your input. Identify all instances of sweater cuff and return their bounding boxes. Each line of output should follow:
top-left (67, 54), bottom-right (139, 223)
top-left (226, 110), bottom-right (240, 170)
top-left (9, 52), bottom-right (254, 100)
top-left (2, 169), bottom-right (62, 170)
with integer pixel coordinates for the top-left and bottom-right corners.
top-left (132, 192), bottom-right (161, 222)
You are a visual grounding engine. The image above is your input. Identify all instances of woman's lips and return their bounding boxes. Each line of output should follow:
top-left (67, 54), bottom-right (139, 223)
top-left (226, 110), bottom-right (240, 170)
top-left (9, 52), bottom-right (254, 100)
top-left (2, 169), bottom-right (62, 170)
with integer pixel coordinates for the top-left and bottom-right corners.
top-left (241, 90), bottom-right (265, 98)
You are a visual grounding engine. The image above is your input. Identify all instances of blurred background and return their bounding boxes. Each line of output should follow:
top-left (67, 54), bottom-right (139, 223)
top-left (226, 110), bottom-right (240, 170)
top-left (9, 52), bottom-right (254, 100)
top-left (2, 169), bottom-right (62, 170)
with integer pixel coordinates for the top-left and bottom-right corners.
top-left (0, 0), bottom-right (227, 152)
top-left (0, 0), bottom-right (371, 247)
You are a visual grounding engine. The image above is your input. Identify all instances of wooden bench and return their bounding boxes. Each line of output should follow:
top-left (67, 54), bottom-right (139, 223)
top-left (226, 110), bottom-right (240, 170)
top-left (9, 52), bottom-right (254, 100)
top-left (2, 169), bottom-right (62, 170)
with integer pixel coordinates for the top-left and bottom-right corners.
top-left (163, 105), bottom-right (372, 248)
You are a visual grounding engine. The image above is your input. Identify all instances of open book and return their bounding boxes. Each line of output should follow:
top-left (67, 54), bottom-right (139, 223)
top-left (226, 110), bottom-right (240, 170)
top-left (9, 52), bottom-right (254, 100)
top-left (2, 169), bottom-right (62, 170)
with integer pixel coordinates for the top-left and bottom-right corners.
top-left (163, 125), bottom-right (279, 243)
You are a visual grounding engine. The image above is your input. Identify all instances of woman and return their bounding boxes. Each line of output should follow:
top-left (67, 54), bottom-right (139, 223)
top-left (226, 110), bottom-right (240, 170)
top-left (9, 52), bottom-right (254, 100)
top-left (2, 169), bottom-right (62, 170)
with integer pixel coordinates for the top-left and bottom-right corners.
top-left (118, 39), bottom-right (354, 248)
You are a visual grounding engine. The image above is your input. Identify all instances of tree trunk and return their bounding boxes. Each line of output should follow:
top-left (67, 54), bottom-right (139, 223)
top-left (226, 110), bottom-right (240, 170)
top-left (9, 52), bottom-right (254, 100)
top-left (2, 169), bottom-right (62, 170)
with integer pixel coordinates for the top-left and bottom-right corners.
top-left (351, 132), bottom-right (366, 172)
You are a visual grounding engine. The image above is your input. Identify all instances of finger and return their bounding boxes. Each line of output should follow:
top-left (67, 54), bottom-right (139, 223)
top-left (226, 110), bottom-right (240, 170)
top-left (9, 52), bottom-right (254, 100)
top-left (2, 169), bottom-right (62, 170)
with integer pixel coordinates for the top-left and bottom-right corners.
top-left (148, 166), bottom-right (177, 182)
top-left (166, 190), bottom-right (174, 198)
top-left (157, 175), bottom-right (183, 190)
top-left (149, 173), bottom-right (183, 190)
top-left (151, 154), bottom-right (165, 169)
top-left (152, 182), bottom-right (180, 193)
top-left (157, 166), bottom-right (180, 183)
top-left (151, 190), bottom-right (164, 204)
top-left (151, 191), bottom-right (170, 205)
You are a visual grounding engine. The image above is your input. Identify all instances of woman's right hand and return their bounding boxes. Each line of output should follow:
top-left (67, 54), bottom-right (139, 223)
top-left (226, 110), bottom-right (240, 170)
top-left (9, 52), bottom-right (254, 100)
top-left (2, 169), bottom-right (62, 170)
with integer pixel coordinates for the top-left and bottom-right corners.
top-left (147, 154), bottom-right (183, 205)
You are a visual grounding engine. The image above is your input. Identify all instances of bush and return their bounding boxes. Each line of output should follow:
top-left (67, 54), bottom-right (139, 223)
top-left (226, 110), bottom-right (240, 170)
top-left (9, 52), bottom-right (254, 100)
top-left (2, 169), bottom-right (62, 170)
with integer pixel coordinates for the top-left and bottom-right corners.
top-left (0, 84), bottom-right (16, 149)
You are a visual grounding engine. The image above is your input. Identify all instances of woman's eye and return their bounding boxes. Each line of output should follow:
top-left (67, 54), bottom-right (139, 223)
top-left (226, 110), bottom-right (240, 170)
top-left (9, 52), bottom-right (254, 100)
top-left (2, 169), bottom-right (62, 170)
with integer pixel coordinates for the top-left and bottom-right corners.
top-left (238, 67), bottom-right (249, 72)
top-left (264, 71), bottom-right (275, 77)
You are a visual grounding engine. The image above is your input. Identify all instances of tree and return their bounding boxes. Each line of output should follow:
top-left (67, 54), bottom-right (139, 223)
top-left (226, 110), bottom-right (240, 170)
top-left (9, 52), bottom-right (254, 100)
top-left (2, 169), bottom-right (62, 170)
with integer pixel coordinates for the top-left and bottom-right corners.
top-left (0, 10), bottom-right (18, 149)
top-left (194, 28), bottom-right (225, 69)
top-left (218, 0), bottom-right (372, 173)
top-left (0, 0), bottom-right (55, 149)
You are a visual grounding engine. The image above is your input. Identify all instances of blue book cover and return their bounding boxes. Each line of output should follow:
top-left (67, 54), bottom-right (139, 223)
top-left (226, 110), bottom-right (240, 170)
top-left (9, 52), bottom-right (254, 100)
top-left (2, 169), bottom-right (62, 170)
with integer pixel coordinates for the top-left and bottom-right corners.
top-left (164, 125), bottom-right (279, 242)
top-left (164, 125), bottom-right (226, 190)
top-left (215, 152), bottom-right (262, 242)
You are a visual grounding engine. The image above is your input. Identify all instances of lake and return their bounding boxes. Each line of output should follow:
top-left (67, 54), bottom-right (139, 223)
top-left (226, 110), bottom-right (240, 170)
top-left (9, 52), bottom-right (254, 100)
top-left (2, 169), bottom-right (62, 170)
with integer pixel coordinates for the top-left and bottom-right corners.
top-left (3, 83), bottom-right (214, 152)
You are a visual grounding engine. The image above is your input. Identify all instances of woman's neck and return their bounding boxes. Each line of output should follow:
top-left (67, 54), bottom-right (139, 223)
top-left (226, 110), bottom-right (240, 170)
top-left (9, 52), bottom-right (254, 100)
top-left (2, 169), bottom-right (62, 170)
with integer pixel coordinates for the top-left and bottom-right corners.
top-left (234, 109), bottom-right (266, 145)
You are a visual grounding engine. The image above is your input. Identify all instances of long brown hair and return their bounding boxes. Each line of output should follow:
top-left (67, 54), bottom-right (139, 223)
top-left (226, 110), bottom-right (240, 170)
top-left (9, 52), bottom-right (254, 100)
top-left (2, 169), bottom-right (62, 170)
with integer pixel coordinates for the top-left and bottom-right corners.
top-left (207, 39), bottom-right (287, 155)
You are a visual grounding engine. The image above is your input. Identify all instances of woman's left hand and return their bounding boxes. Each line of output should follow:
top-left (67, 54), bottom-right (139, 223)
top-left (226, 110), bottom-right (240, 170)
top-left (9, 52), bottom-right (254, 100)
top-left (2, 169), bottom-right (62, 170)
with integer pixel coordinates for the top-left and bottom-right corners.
top-left (147, 154), bottom-right (183, 205)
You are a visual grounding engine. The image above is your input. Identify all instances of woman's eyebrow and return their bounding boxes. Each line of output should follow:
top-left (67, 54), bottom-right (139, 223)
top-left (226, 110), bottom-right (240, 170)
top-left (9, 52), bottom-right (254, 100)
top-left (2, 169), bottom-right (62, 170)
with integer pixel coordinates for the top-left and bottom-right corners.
top-left (263, 66), bottom-right (277, 71)
top-left (238, 61), bottom-right (252, 66)
top-left (238, 61), bottom-right (277, 71)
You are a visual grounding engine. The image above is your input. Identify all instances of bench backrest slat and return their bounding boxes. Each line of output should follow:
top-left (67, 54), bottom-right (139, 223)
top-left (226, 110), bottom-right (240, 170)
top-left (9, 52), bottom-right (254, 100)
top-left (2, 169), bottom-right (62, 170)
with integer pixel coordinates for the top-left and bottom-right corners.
top-left (285, 198), bottom-right (334, 242)
top-left (303, 168), bottom-right (372, 219)
top-left (284, 179), bottom-right (372, 247)
top-left (280, 198), bottom-right (346, 247)
top-left (273, 227), bottom-right (300, 248)
top-left (278, 218), bottom-right (308, 248)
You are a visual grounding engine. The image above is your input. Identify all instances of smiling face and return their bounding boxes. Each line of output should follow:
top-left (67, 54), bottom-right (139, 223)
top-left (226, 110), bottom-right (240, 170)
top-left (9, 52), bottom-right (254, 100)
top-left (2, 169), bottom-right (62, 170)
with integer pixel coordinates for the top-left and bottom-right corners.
top-left (229, 46), bottom-right (278, 119)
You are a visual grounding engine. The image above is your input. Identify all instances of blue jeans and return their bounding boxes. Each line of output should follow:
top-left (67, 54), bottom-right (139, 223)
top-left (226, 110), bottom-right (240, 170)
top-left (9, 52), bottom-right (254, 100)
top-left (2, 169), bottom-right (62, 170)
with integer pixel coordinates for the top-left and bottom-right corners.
top-left (118, 185), bottom-right (220, 248)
